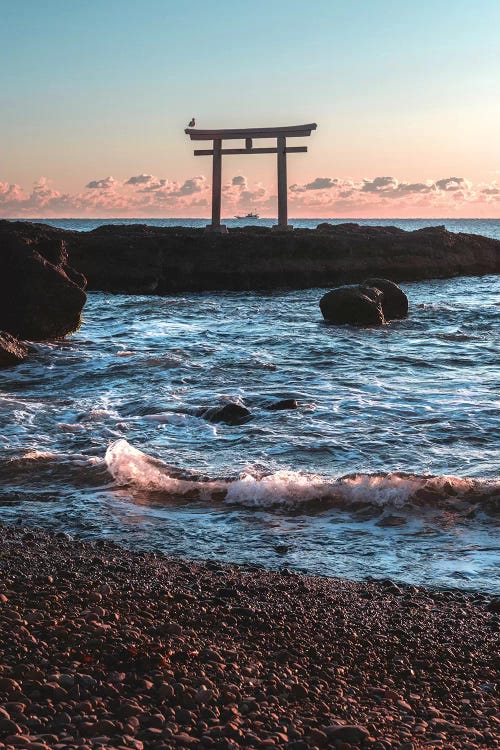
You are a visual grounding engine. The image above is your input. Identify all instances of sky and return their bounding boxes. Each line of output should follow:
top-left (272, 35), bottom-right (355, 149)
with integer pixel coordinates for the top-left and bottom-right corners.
top-left (1, 0), bottom-right (499, 218)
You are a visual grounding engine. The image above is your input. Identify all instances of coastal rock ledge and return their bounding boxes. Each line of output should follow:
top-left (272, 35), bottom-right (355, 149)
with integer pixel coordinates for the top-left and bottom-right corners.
top-left (0, 221), bottom-right (87, 340)
top-left (1, 220), bottom-right (499, 294)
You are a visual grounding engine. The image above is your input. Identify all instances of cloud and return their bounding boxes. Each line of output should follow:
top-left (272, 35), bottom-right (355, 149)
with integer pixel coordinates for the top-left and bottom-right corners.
top-left (0, 181), bottom-right (24, 204)
top-left (361, 176), bottom-right (398, 193)
top-left (174, 176), bottom-right (206, 196)
top-left (222, 174), bottom-right (271, 209)
top-left (481, 185), bottom-right (499, 196)
top-left (434, 177), bottom-right (466, 192)
top-left (125, 174), bottom-right (154, 185)
top-left (287, 173), bottom-right (500, 216)
top-left (86, 176), bottom-right (116, 190)
top-left (394, 182), bottom-right (434, 194)
top-left (291, 177), bottom-right (339, 193)
top-left (139, 179), bottom-right (168, 192)
top-left (305, 177), bottom-right (338, 191)
top-left (1, 172), bottom-right (499, 219)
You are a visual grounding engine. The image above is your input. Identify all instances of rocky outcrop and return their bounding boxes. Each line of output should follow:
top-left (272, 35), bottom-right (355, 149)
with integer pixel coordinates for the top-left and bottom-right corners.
top-left (3, 221), bottom-right (500, 295)
top-left (0, 332), bottom-right (28, 367)
top-left (0, 221), bottom-right (87, 341)
top-left (265, 399), bottom-right (299, 411)
top-left (319, 285), bottom-right (386, 325)
top-left (364, 277), bottom-right (409, 319)
top-left (320, 279), bottom-right (410, 326)
top-left (202, 403), bottom-right (252, 425)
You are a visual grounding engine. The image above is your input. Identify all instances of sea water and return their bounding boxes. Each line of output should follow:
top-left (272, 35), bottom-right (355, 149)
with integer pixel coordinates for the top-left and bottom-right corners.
top-left (0, 218), bottom-right (498, 592)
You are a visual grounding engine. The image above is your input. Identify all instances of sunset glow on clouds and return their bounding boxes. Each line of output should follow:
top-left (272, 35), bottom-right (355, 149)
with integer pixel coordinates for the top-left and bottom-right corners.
top-left (1, 173), bottom-right (499, 219)
top-left (2, 1), bottom-right (499, 221)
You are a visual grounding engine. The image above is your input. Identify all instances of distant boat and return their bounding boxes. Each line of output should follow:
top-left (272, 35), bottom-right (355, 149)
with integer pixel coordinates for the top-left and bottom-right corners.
top-left (235, 212), bottom-right (259, 219)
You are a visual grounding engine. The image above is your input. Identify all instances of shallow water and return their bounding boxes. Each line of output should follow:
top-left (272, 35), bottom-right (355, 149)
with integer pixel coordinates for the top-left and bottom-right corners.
top-left (0, 256), bottom-right (499, 591)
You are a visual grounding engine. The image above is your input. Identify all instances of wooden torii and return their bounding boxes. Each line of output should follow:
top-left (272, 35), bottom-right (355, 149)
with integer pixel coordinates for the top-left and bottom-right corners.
top-left (185, 123), bottom-right (317, 232)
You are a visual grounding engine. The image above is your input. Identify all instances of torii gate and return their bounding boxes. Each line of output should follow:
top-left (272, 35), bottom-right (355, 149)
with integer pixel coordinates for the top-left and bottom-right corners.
top-left (185, 123), bottom-right (317, 232)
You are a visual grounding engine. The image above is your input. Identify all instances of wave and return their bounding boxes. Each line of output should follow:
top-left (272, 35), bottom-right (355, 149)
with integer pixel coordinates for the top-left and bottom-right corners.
top-left (104, 439), bottom-right (500, 513)
top-left (0, 451), bottom-right (109, 489)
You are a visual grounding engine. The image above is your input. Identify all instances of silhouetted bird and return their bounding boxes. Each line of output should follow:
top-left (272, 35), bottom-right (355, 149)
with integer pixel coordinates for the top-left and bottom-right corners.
top-left (188, 117), bottom-right (195, 127)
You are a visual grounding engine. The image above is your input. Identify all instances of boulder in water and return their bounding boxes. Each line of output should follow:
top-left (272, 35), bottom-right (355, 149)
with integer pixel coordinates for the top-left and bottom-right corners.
top-left (319, 285), bottom-right (385, 326)
top-left (0, 331), bottom-right (28, 367)
top-left (266, 399), bottom-right (299, 411)
top-left (0, 220), bottom-right (87, 341)
top-left (202, 403), bottom-right (252, 425)
top-left (363, 277), bottom-right (409, 319)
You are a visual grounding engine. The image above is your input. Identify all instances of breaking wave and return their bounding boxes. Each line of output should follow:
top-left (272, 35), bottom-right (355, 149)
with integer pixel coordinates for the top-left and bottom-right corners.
top-left (105, 439), bottom-right (500, 513)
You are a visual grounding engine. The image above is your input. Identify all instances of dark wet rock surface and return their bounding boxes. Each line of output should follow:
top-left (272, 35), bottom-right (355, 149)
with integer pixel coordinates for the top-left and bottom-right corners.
top-left (319, 285), bottom-right (386, 325)
top-left (3, 220), bottom-right (499, 294)
top-left (0, 221), bottom-right (87, 341)
top-left (363, 278), bottom-right (409, 320)
top-left (0, 332), bottom-right (28, 368)
top-left (202, 403), bottom-right (252, 425)
top-left (265, 399), bottom-right (299, 411)
top-left (0, 523), bottom-right (498, 749)
top-left (319, 279), bottom-right (409, 327)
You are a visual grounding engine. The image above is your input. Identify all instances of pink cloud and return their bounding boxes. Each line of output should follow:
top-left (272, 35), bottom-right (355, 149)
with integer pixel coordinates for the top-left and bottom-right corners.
top-left (86, 176), bottom-right (116, 189)
top-left (0, 173), bottom-right (498, 219)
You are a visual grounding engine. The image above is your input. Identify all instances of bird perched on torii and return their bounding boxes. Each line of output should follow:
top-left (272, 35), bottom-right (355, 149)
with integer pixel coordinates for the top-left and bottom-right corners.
top-left (188, 117), bottom-right (195, 127)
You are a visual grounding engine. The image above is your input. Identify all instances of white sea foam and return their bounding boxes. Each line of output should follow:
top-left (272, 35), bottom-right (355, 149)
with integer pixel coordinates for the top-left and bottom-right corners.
top-left (22, 450), bottom-right (58, 460)
top-left (105, 439), bottom-right (225, 500)
top-left (143, 413), bottom-right (189, 424)
top-left (58, 423), bottom-right (86, 432)
top-left (104, 439), bottom-right (499, 511)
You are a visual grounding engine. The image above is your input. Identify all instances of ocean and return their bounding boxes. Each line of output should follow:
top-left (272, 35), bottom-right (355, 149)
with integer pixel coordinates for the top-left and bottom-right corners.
top-left (1, 218), bottom-right (499, 592)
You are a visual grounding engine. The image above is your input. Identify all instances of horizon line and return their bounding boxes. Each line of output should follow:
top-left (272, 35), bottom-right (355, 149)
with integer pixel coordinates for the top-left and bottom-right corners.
top-left (4, 216), bottom-right (500, 222)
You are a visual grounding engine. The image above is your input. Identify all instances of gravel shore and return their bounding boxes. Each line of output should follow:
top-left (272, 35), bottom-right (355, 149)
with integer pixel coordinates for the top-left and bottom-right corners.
top-left (0, 523), bottom-right (498, 749)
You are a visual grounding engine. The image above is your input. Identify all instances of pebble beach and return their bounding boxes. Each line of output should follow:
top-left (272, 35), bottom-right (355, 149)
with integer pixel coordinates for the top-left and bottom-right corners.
top-left (0, 523), bottom-right (498, 750)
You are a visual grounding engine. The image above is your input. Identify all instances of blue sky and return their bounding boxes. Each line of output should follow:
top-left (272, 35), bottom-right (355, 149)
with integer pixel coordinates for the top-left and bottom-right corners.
top-left (1, 0), bottom-right (499, 216)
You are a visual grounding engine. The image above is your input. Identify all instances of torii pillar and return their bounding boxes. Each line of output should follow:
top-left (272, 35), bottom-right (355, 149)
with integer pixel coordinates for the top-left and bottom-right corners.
top-left (185, 123), bottom-right (317, 232)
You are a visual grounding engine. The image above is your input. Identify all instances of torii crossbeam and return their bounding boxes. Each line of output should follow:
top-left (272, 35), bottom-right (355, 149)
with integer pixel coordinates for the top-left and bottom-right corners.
top-left (185, 123), bottom-right (317, 232)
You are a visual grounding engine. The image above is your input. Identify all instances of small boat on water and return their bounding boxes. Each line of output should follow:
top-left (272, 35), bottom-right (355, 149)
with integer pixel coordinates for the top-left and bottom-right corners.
top-left (235, 212), bottom-right (259, 219)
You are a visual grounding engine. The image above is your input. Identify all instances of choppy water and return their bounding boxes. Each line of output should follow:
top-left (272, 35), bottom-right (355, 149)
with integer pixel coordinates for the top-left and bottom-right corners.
top-left (1, 219), bottom-right (499, 592)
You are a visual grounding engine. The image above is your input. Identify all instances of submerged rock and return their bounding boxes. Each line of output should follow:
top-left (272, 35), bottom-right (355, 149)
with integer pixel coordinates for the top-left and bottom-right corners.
top-left (0, 221), bottom-right (87, 340)
top-left (0, 331), bottom-right (28, 367)
top-left (202, 403), bottom-right (252, 425)
top-left (364, 277), bottom-right (409, 319)
top-left (319, 285), bottom-right (386, 326)
top-left (266, 398), bottom-right (299, 411)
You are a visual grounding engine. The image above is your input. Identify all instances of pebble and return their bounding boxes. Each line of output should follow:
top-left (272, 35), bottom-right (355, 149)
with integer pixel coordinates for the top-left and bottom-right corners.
top-left (0, 523), bottom-right (495, 750)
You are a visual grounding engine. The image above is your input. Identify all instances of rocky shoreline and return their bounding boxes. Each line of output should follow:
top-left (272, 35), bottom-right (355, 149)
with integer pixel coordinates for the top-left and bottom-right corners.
top-left (2, 220), bottom-right (499, 295)
top-left (0, 523), bottom-right (498, 749)
top-left (1, 218), bottom-right (498, 366)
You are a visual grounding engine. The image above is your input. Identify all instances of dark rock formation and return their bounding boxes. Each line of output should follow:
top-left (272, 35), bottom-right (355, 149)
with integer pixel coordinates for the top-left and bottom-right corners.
top-left (0, 221), bottom-right (87, 340)
top-left (319, 285), bottom-right (386, 325)
top-left (65, 222), bottom-right (500, 292)
top-left (266, 399), bottom-right (299, 411)
top-left (2, 221), bottom-right (500, 294)
top-left (0, 332), bottom-right (28, 367)
top-left (364, 277), bottom-right (409, 319)
top-left (202, 403), bottom-right (252, 425)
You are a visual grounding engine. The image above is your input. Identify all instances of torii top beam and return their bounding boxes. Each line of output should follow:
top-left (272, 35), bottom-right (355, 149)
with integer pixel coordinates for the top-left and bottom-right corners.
top-left (185, 123), bottom-right (317, 140)
top-left (185, 123), bottom-right (317, 232)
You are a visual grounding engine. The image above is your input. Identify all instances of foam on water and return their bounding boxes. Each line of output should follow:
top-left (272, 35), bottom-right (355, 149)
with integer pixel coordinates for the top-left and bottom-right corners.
top-left (1, 265), bottom-right (499, 590)
top-left (105, 439), bottom-right (500, 512)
